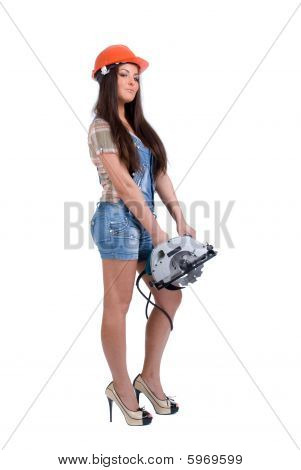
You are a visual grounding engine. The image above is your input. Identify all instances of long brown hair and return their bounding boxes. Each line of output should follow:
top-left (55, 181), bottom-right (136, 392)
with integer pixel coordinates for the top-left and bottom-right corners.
top-left (91, 63), bottom-right (168, 179)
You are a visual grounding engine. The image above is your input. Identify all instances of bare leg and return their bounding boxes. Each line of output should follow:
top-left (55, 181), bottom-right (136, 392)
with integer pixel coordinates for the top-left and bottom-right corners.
top-left (136, 260), bottom-right (182, 399)
top-left (101, 258), bottom-right (141, 411)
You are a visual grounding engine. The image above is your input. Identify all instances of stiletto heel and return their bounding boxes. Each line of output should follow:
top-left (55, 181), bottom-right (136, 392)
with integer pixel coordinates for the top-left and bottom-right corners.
top-left (107, 396), bottom-right (113, 422)
top-left (133, 373), bottom-right (179, 415)
top-left (105, 381), bottom-right (153, 426)
top-left (135, 389), bottom-right (141, 403)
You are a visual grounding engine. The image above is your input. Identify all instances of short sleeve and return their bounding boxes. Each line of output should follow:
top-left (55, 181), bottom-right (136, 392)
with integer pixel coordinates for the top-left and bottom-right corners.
top-left (88, 119), bottom-right (119, 157)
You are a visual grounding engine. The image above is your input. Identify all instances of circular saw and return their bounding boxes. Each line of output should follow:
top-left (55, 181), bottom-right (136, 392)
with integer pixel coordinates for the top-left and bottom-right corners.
top-left (136, 235), bottom-right (217, 331)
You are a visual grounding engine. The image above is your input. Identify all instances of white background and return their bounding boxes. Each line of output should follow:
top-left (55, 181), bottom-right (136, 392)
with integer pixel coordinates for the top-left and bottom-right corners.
top-left (1, 0), bottom-right (300, 468)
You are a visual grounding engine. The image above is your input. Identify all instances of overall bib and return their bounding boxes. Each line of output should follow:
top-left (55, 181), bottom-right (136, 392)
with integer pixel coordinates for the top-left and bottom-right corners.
top-left (90, 133), bottom-right (157, 260)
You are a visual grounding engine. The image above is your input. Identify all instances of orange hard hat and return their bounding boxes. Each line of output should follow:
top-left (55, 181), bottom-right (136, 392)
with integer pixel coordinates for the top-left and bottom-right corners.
top-left (92, 44), bottom-right (149, 80)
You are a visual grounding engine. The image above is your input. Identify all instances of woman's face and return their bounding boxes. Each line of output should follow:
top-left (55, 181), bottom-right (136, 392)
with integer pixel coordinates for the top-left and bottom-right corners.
top-left (117, 63), bottom-right (140, 103)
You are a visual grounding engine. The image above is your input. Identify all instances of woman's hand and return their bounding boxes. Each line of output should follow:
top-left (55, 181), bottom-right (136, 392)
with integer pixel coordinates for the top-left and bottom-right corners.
top-left (152, 228), bottom-right (170, 247)
top-left (176, 220), bottom-right (196, 239)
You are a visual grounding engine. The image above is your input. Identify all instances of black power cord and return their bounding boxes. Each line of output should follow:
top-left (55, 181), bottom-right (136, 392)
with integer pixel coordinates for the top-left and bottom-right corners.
top-left (135, 269), bottom-right (174, 331)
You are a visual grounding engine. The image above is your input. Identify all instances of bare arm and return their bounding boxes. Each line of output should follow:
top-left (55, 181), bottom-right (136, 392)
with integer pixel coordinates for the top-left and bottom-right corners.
top-left (155, 171), bottom-right (196, 238)
top-left (98, 153), bottom-right (167, 243)
top-left (155, 171), bottom-right (186, 224)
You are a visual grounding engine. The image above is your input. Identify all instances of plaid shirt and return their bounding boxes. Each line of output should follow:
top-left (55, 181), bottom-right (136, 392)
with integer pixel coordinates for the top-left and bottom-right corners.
top-left (88, 117), bottom-right (122, 202)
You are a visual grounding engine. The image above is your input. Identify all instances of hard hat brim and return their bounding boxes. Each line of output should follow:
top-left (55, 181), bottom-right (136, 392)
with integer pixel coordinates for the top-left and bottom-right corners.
top-left (92, 55), bottom-right (149, 80)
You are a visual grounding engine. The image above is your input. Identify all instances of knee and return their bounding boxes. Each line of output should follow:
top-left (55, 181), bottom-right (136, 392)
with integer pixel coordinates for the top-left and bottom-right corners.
top-left (103, 300), bottom-right (131, 321)
top-left (173, 289), bottom-right (183, 309)
top-left (154, 289), bottom-right (182, 313)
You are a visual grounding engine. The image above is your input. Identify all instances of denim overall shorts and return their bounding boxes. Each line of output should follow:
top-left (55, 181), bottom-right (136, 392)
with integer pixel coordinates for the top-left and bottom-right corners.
top-left (90, 133), bottom-right (157, 261)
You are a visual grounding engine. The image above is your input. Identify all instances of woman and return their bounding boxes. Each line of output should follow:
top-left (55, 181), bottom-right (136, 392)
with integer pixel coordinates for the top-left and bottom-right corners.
top-left (88, 45), bottom-right (196, 426)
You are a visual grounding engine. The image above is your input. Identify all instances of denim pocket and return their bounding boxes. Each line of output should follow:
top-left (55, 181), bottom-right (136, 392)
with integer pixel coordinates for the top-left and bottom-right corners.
top-left (90, 212), bottom-right (111, 244)
top-left (109, 217), bottom-right (129, 236)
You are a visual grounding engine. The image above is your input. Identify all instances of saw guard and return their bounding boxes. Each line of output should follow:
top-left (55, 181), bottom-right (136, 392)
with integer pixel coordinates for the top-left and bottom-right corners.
top-left (149, 235), bottom-right (217, 290)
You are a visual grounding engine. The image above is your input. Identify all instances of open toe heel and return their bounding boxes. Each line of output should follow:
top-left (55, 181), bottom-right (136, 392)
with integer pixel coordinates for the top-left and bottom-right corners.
top-left (133, 373), bottom-right (179, 415)
top-left (105, 381), bottom-right (153, 426)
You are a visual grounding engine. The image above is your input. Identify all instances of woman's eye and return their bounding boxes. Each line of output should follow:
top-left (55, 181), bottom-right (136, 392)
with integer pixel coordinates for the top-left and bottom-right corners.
top-left (120, 73), bottom-right (139, 82)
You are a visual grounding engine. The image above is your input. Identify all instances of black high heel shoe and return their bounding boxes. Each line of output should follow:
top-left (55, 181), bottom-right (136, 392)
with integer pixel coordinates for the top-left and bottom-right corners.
top-left (105, 381), bottom-right (153, 426)
top-left (133, 373), bottom-right (179, 415)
